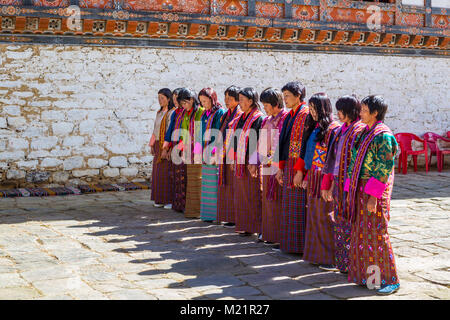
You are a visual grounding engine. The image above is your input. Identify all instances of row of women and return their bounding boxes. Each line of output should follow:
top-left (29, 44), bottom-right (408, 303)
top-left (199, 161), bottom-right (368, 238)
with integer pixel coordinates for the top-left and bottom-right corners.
top-left (149, 81), bottom-right (400, 295)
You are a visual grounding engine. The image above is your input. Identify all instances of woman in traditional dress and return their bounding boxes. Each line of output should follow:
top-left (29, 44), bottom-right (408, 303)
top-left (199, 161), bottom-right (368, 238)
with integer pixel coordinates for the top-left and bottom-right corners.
top-left (345, 95), bottom-right (400, 295)
top-left (149, 88), bottom-right (175, 208)
top-left (258, 88), bottom-right (288, 244)
top-left (293, 93), bottom-right (340, 270)
top-left (233, 87), bottom-right (265, 236)
top-left (321, 95), bottom-right (365, 273)
top-left (197, 88), bottom-right (226, 222)
top-left (177, 88), bottom-right (205, 218)
top-left (217, 86), bottom-right (242, 228)
top-left (274, 81), bottom-right (310, 253)
top-left (162, 88), bottom-right (186, 212)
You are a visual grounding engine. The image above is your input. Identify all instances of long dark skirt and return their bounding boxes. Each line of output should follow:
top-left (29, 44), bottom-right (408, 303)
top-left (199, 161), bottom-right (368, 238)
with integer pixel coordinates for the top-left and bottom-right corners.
top-left (168, 160), bottom-right (175, 205)
top-left (233, 167), bottom-right (262, 234)
top-left (333, 177), bottom-right (351, 272)
top-left (151, 143), bottom-right (172, 205)
top-left (217, 165), bottom-right (236, 223)
top-left (279, 159), bottom-right (307, 254)
top-left (303, 168), bottom-right (335, 265)
top-left (348, 178), bottom-right (399, 286)
top-left (172, 163), bottom-right (187, 212)
top-left (185, 164), bottom-right (202, 219)
top-left (261, 172), bottom-right (283, 243)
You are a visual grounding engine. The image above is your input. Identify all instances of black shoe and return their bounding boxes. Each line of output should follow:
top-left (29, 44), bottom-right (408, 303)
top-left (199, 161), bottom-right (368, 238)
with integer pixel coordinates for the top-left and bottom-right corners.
top-left (223, 222), bottom-right (235, 228)
top-left (203, 220), bottom-right (214, 223)
top-left (238, 232), bottom-right (251, 237)
top-left (255, 233), bottom-right (263, 243)
top-left (319, 264), bottom-right (339, 272)
top-left (272, 244), bottom-right (281, 252)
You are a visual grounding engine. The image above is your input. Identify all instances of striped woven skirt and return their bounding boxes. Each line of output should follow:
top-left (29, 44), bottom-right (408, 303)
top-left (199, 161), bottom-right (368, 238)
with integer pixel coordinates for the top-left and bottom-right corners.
top-left (348, 178), bottom-right (399, 286)
top-left (303, 168), bottom-right (335, 265)
top-left (332, 177), bottom-right (351, 272)
top-left (151, 143), bottom-right (172, 205)
top-left (172, 163), bottom-right (187, 212)
top-left (200, 164), bottom-right (219, 221)
top-left (279, 159), bottom-right (307, 254)
top-left (233, 167), bottom-right (262, 234)
top-left (185, 164), bottom-right (202, 219)
top-left (261, 172), bottom-right (283, 243)
top-left (168, 159), bottom-right (175, 205)
top-left (217, 165), bottom-right (236, 223)
top-left (150, 145), bottom-right (157, 202)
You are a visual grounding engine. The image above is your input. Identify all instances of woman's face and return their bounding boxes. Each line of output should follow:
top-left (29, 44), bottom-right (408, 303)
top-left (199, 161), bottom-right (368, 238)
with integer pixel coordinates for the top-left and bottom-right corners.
top-left (337, 110), bottom-right (347, 123)
top-left (360, 103), bottom-right (377, 125)
top-left (283, 90), bottom-right (300, 109)
top-left (309, 103), bottom-right (318, 121)
top-left (181, 98), bottom-right (194, 111)
top-left (173, 94), bottom-right (179, 108)
top-left (225, 93), bottom-right (238, 110)
top-left (199, 95), bottom-right (212, 110)
top-left (262, 102), bottom-right (275, 116)
top-left (158, 94), bottom-right (169, 108)
top-left (239, 94), bottom-right (253, 114)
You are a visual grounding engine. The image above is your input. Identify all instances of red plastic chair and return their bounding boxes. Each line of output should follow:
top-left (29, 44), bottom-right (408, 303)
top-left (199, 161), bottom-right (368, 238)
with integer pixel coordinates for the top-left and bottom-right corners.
top-left (395, 133), bottom-right (428, 174)
top-left (424, 132), bottom-right (450, 172)
top-left (423, 132), bottom-right (439, 167)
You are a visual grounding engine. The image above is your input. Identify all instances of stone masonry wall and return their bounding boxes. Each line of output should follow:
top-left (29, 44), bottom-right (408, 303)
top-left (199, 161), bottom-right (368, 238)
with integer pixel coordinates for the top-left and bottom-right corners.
top-left (0, 44), bottom-right (449, 187)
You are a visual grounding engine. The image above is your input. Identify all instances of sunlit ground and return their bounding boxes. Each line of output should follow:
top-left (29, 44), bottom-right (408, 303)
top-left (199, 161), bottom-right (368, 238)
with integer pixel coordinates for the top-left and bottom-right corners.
top-left (0, 170), bottom-right (448, 300)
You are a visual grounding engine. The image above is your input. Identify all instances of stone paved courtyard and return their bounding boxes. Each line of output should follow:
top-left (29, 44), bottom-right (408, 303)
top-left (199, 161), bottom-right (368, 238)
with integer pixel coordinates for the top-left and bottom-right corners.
top-left (0, 171), bottom-right (449, 300)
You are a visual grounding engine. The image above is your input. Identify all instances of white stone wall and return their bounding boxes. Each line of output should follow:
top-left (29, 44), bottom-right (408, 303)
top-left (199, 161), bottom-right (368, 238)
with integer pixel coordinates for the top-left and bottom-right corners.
top-left (0, 44), bottom-right (449, 186)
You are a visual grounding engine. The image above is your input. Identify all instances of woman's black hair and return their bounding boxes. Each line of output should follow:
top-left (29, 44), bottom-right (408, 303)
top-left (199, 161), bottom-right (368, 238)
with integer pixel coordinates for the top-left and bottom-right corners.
top-left (335, 94), bottom-right (361, 122)
top-left (281, 81), bottom-right (306, 101)
top-left (177, 88), bottom-right (200, 120)
top-left (361, 95), bottom-right (388, 121)
top-left (224, 85), bottom-right (241, 102)
top-left (238, 87), bottom-right (261, 111)
top-left (306, 92), bottom-right (333, 143)
top-left (157, 88), bottom-right (174, 111)
top-left (260, 87), bottom-right (285, 109)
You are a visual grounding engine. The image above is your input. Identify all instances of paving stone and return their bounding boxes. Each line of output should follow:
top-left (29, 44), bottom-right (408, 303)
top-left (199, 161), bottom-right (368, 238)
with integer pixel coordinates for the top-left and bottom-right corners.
top-left (107, 289), bottom-right (157, 300)
top-left (295, 270), bottom-right (348, 286)
top-left (135, 278), bottom-right (183, 289)
top-left (413, 270), bottom-right (450, 286)
top-left (0, 273), bottom-right (29, 288)
top-left (33, 294), bottom-right (74, 300)
top-left (320, 283), bottom-right (379, 299)
top-left (31, 278), bottom-right (92, 296)
top-left (0, 287), bottom-right (42, 300)
top-left (20, 265), bottom-right (79, 282)
top-left (258, 280), bottom-right (316, 299)
top-left (394, 246), bottom-right (435, 258)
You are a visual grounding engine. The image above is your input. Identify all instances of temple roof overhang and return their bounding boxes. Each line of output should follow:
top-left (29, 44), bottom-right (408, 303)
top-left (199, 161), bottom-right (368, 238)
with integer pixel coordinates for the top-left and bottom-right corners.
top-left (0, 1), bottom-right (448, 57)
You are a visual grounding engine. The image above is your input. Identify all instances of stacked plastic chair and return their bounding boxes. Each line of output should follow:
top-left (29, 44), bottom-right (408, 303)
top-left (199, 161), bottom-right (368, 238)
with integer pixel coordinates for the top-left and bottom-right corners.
top-left (395, 133), bottom-right (429, 174)
top-left (423, 132), bottom-right (450, 172)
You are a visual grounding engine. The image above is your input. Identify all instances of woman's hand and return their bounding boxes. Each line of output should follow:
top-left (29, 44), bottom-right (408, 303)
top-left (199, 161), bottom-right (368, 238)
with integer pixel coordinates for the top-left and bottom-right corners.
top-left (276, 169), bottom-right (283, 186)
top-left (301, 179), bottom-right (308, 189)
top-left (367, 195), bottom-right (377, 213)
top-left (321, 189), bottom-right (333, 202)
top-left (248, 164), bottom-right (258, 178)
top-left (149, 134), bottom-right (156, 148)
top-left (293, 171), bottom-right (303, 188)
top-left (161, 148), bottom-right (168, 160)
top-left (328, 211), bottom-right (336, 224)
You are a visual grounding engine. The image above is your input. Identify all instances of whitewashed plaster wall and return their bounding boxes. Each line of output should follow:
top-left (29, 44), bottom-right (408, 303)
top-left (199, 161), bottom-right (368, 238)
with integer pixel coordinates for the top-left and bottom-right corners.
top-left (0, 44), bottom-right (449, 186)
